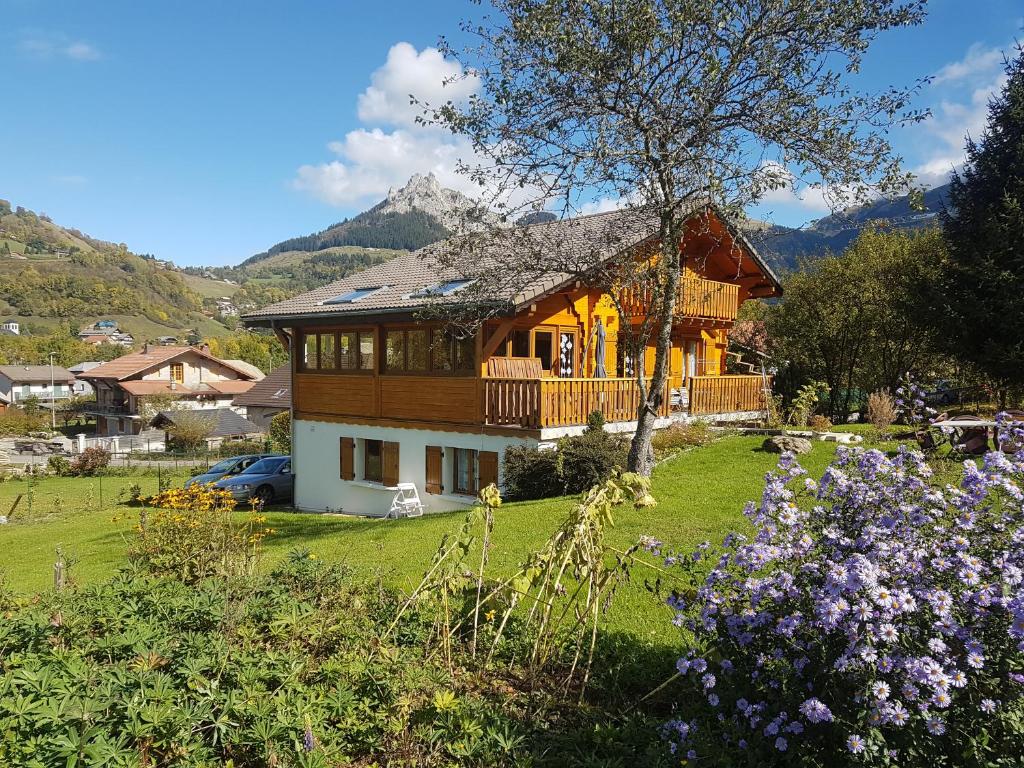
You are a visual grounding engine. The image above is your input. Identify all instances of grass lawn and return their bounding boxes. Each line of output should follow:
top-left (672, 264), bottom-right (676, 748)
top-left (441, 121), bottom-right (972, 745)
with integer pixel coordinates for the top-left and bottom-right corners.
top-left (0, 436), bottom-right (860, 640)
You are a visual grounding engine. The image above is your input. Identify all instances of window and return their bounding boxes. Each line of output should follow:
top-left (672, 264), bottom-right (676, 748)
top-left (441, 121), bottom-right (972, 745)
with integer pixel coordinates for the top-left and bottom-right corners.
top-left (452, 448), bottom-right (476, 495)
top-left (407, 329), bottom-right (428, 371)
top-left (410, 278), bottom-right (475, 298)
top-left (301, 330), bottom-right (374, 372)
top-left (385, 327), bottom-right (474, 374)
top-left (302, 333), bottom-right (318, 369)
top-left (323, 286), bottom-right (387, 304)
top-left (534, 330), bottom-right (554, 372)
top-left (385, 330), bottom-right (405, 372)
top-left (510, 329), bottom-right (531, 358)
top-left (170, 363), bottom-right (184, 383)
top-left (431, 328), bottom-right (452, 371)
top-left (320, 333), bottom-right (336, 369)
top-left (338, 332), bottom-right (358, 369)
top-left (20, 384), bottom-right (30, 398)
top-left (359, 332), bottom-right (375, 370)
top-left (364, 439), bottom-right (383, 483)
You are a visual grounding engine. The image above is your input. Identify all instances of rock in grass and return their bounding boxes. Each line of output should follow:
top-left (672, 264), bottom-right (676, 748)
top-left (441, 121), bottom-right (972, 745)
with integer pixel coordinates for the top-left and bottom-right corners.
top-left (763, 435), bottom-right (813, 454)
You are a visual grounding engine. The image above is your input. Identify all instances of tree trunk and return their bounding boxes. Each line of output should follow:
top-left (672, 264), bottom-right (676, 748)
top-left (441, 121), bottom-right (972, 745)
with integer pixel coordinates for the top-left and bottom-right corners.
top-left (627, 215), bottom-right (682, 476)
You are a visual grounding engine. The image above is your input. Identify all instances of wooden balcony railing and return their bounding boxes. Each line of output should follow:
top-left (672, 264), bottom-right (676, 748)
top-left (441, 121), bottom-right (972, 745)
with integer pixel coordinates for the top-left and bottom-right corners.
top-left (687, 375), bottom-right (768, 415)
top-left (619, 276), bottom-right (739, 321)
top-left (483, 377), bottom-right (670, 429)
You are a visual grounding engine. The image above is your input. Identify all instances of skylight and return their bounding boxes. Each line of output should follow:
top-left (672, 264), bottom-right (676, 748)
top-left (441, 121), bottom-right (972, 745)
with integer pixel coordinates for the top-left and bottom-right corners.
top-left (410, 279), bottom-right (476, 299)
top-left (323, 286), bottom-right (387, 305)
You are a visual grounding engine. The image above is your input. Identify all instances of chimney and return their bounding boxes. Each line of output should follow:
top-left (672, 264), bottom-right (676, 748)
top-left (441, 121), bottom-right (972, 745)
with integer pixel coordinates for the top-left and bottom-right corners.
top-left (143, 342), bottom-right (150, 354)
top-left (200, 343), bottom-right (210, 354)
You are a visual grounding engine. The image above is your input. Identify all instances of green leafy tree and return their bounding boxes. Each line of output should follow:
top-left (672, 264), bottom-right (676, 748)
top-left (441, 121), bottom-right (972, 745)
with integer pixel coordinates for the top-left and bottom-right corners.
top-left (765, 228), bottom-right (946, 419)
top-left (936, 45), bottom-right (1024, 396)
top-left (269, 410), bottom-right (291, 453)
top-left (428, 0), bottom-right (928, 474)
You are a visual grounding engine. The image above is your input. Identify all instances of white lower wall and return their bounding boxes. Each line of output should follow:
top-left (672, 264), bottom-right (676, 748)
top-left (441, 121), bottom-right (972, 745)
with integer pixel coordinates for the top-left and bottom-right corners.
top-left (293, 418), bottom-right (536, 516)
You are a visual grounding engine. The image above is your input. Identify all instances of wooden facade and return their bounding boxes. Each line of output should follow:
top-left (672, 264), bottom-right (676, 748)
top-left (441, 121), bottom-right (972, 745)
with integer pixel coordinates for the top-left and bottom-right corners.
top-left (287, 220), bottom-right (773, 433)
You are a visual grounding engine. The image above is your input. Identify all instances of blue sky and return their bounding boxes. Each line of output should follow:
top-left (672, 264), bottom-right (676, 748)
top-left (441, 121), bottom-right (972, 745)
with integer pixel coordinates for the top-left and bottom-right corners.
top-left (0, 0), bottom-right (1020, 266)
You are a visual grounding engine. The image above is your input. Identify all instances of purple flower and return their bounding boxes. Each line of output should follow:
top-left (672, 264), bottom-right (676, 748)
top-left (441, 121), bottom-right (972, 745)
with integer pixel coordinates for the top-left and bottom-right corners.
top-left (847, 734), bottom-right (866, 753)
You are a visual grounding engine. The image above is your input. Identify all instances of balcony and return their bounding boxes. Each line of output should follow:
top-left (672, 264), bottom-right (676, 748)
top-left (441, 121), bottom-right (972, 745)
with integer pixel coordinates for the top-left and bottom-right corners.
top-left (619, 276), bottom-right (739, 322)
top-left (84, 403), bottom-right (131, 415)
top-left (687, 375), bottom-right (768, 415)
top-left (482, 374), bottom-right (767, 429)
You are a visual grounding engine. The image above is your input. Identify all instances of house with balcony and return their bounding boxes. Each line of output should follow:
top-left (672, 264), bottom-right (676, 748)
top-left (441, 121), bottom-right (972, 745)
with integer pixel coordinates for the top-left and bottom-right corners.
top-left (0, 365), bottom-right (76, 411)
top-left (77, 344), bottom-right (260, 435)
top-left (241, 206), bottom-right (781, 516)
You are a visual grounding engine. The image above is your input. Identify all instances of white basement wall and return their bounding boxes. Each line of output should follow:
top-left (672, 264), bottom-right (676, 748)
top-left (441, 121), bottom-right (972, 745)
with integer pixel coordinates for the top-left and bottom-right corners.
top-left (293, 418), bottom-right (535, 516)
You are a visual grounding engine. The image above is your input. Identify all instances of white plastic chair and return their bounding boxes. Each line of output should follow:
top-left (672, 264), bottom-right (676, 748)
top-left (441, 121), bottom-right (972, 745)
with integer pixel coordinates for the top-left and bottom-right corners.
top-left (388, 482), bottom-right (425, 519)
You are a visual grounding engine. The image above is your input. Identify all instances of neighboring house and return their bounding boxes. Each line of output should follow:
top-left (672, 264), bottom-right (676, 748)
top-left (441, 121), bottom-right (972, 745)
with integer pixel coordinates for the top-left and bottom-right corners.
top-left (242, 207), bottom-right (781, 517)
top-left (78, 322), bottom-right (135, 347)
top-left (77, 344), bottom-right (260, 435)
top-left (231, 365), bottom-right (290, 429)
top-left (222, 359), bottom-right (266, 381)
top-left (156, 336), bottom-right (178, 346)
top-left (151, 408), bottom-right (263, 449)
top-left (1, 320), bottom-right (20, 335)
top-left (68, 361), bottom-right (103, 396)
top-left (0, 365), bottom-right (76, 408)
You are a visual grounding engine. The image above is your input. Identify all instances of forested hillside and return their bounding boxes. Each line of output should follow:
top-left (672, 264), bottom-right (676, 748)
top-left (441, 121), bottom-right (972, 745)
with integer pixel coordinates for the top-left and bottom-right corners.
top-left (0, 199), bottom-right (227, 336)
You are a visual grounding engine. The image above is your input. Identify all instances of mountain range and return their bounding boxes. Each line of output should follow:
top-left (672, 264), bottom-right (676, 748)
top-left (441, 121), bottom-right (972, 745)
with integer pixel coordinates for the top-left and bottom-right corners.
top-left (747, 183), bottom-right (950, 270)
top-left (229, 174), bottom-right (950, 280)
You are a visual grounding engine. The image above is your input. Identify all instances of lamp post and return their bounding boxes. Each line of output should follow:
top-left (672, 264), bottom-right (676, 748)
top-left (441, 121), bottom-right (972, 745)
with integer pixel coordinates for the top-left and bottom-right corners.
top-left (48, 352), bottom-right (56, 430)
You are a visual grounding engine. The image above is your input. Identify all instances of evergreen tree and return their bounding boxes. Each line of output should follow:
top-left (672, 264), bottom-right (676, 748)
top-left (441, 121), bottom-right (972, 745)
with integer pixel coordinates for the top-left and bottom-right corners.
top-left (938, 46), bottom-right (1024, 390)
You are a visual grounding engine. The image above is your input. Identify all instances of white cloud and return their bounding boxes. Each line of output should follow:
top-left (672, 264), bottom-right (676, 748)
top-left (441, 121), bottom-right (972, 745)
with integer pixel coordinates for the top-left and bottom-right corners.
top-left (932, 43), bottom-right (1004, 86)
top-left (356, 42), bottom-right (478, 128)
top-left (18, 33), bottom-right (101, 61)
top-left (294, 42), bottom-right (485, 208)
top-left (755, 162), bottom-right (832, 212)
top-left (909, 42), bottom-right (1009, 188)
top-left (294, 128), bottom-right (485, 206)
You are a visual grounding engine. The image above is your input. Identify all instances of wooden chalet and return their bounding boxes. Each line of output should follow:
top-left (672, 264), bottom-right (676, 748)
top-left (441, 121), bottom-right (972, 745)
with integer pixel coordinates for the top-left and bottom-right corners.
top-left (242, 207), bottom-right (780, 515)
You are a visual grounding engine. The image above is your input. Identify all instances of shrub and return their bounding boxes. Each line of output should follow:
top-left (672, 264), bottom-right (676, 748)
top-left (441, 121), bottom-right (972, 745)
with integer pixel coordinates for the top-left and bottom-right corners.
top-left (46, 454), bottom-right (71, 476)
top-left (559, 428), bottom-right (628, 495)
top-left (867, 388), bottom-right (898, 432)
top-left (502, 445), bottom-right (563, 501)
top-left (654, 418), bottom-right (1024, 766)
top-left (269, 409), bottom-right (291, 452)
top-left (68, 446), bottom-right (110, 476)
top-left (651, 420), bottom-right (716, 457)
top-left (788, 380), bottom-right (830, 427)
top-left (807, 414), bottom-right (833, 432)
top-left (131, 484), bottom-right (269, 583)
top-left (0, 409), bottom-right (48, 436)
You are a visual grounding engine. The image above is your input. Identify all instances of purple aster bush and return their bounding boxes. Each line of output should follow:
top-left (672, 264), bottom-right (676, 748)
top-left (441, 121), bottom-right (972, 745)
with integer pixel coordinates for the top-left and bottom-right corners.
top-left (895, 372), bottom-right (937, 426)
top-left (657, 417), bottom-right (1024, 766)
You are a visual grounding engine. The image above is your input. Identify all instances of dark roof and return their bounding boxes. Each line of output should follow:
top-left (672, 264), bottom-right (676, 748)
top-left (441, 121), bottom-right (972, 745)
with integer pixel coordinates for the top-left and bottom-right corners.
top-left (231, 365), bottom-right (291, 408)
top-left (0, 365), bottom-right (75, 383)
top-left (242, 206), bottom-right (780, 325)
top-left (151, 407), bottom-right (261, 438)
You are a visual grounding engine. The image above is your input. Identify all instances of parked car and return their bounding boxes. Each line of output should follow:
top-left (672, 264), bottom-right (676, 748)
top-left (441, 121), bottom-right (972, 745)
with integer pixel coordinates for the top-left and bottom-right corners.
top-left (925, 380), bottom-right (957, 406)
top-left (184, 454), bottom-right (279, 488)
top-left (214, 455), bottom-right (292, 505)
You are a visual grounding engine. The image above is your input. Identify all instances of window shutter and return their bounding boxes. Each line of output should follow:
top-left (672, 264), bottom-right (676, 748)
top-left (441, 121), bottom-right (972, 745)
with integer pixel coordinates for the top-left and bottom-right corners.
top-left (339, 437), bottom-right (354, 481)
top-left (425, 445), bottom-right (443, 494)
top-left (382, 441), bottom-right (400, 487)
top-left (478, 450), bottom-right (499, 491)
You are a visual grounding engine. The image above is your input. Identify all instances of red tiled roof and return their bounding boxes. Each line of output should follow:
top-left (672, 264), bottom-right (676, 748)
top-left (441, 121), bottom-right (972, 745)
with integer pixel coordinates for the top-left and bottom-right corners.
top-left (79, 346), bottom-right (260, 381)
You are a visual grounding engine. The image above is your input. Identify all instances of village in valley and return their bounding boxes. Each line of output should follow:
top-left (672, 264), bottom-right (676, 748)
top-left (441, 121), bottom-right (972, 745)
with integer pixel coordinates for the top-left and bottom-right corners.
top-left (0, 1), bottom-right (1022, 766)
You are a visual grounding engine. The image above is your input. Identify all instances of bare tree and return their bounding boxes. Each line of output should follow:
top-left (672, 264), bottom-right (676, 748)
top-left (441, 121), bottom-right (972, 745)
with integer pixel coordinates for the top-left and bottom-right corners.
top-left (423, 0), bottom-right (929, 474)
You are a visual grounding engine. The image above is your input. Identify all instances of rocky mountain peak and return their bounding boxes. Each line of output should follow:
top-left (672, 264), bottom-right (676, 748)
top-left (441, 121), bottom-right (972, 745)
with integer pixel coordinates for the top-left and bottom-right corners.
top-left (380, 172), bottom-right (499, 232)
